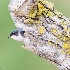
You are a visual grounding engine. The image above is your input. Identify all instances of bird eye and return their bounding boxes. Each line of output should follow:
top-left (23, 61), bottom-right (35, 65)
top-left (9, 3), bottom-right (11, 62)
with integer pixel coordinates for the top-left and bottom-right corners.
top-left (22, 31), bottom-right (25, 34)
top-left (20, 30), bottom-right (25, 36)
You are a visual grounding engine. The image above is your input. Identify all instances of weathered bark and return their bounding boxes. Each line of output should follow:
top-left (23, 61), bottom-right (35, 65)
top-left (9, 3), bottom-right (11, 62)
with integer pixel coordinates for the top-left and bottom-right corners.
top-left (8, 0), bottom-right (70, 70)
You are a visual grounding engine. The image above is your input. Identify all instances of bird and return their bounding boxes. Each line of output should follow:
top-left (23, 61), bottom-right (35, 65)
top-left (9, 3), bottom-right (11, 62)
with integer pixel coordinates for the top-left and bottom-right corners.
top-left (8, 28), bottom-right (32, 48)
top-left (8, 28), bottom-right (25, 42)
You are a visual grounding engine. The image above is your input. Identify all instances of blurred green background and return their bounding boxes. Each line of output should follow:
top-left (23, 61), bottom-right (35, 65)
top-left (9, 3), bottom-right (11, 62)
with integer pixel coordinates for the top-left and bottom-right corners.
top-left (0, 0), bottom-right (70, 70)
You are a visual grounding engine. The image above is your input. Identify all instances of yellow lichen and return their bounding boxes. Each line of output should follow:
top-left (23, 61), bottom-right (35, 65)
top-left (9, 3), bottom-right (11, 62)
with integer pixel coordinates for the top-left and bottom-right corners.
top-left (37, 3), bottom-right (47, 16)
top-left (25, 0), bottom-right (54, 24)
top-left (28, 6), bottom-right (37, 18)
top-left (67, 49), bottom-right (70, 54)
top-left (60, 20), bottom-right (65, 24)
top-left (61, 50), bottom-right (66, 55)
top-left (47, 11), bottom-right (53, 18)
top-left (61, 37), bottom-right (69, 41)
top-left (51, 28), bottom-right (57, 34)
top-left (24, 18), bottom-right (34, 24)
top-left (39, 0), bottom-right (54, 10)
top-left (38, 2), bottom-right (44, 9)
top-left (36, 20), bottom-right (41, 24)
top-left (62, 43), bottom-right (70, 49)
top-left (38, 26), bottom-right (45, 34)
top-left (60, 20), bottom-right (68, 32)
top-left (51, 28), bottom-right (69, 42)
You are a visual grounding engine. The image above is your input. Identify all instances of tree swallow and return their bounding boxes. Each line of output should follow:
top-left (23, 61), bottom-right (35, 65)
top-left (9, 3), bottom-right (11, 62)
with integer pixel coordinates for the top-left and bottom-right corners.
top-left (8, 28), bottom-right (31, 45)
top-left (8, 28), bottom-right (25, 42)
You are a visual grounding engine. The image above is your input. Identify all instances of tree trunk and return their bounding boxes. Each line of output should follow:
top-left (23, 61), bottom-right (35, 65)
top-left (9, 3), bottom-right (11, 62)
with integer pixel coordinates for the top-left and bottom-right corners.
top-left (8, 0), bottom-right (70, 70)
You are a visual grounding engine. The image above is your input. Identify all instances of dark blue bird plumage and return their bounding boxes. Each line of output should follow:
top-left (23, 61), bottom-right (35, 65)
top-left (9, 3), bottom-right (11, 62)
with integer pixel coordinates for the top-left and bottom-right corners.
top-left (9, 28), bottom-right (25, 37)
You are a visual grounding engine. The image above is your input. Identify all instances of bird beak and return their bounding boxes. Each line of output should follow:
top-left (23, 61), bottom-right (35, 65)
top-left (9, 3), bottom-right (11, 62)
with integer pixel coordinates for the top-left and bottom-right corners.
top-left (8, 36), bottom-right (10, 38)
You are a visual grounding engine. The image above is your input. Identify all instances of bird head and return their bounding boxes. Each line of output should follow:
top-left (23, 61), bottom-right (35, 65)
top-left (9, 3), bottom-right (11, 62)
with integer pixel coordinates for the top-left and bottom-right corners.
top-left (8, 28), bottom-right (25, 42)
